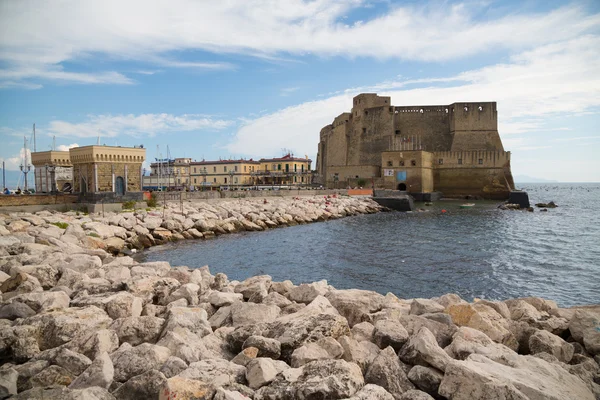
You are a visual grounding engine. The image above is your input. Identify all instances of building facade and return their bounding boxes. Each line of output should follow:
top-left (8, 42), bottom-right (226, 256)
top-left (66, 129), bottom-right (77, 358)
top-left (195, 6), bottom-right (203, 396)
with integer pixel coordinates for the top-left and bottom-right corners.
top-left (147, 157), bottom-right (191, 190)
top-left (316, 93), bottom-right (515, 199)
top-left (70, 145), bottom-right (146, 194)
top-left (254, 154), bottom-right (312, 186)
top-left (189, 159), bottom-right (260, 189)
top-left (31, 151), bottom-right (73, 193)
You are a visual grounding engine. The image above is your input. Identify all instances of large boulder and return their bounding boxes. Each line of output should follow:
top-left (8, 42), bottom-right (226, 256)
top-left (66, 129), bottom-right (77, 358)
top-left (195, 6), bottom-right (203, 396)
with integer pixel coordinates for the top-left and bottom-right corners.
top-left (159, 376), bottom-right (215, 400)
top-left (254, 359), bottom-right (364, 400)
top-left (407, 366), bottom-right (444, 399)
top-left (111, 343), bottom-right (171, 382)
top-left (398, 327), bottom-right (453, 372)
top-left (230, 302), bottom-right (281, 327)
top-left (110, 316), bottom-right (165, 346)
top-left (112, 369), bottom-right (167, 400)
top-left (529, 329), bottom-right (574, 363)
top-left (326, 289), bottom-right (386, 327)
top-left (178, 359), bottom-right (246, 389)
top-left (365, 346), bottom-right (414, 399)
top-left (569, 308), bottom-right (600, 355)
top-left (439, 353), bottom-right (595, 400)
top-left (64, 329), bottom-right (119, 362)
top-left (68, 352), bottom-right (114, 390)
top-left (287, 280), bottom-right (329, 304)
top-left (445, 327), bottom-right (518, 365)
top-left (160, 306), bottom-right (212, 338)
top-left (373, 319), bottom-right (409, 351)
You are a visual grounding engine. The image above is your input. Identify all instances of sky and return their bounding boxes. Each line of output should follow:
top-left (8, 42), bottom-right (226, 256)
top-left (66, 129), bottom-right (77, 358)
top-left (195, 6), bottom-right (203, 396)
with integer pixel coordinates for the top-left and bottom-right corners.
top-left (1, 0), bottom-right (599, 183)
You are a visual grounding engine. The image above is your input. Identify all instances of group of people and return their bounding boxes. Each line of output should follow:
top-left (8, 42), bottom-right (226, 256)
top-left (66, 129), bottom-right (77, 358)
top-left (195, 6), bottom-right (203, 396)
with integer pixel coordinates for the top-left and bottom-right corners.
top-left (2, 187), bottom-right (30, 195)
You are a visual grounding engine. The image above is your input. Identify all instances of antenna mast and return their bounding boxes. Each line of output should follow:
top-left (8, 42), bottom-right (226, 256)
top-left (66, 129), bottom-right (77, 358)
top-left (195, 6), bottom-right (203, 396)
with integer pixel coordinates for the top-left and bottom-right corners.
top-left (33, 123), bottom-right (36, 152)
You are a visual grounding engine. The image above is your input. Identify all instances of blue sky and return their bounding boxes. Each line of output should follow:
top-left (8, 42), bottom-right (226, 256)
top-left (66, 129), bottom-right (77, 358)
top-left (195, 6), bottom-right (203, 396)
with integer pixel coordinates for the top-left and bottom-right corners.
top-left (1, 0), bottom-right (599, 182)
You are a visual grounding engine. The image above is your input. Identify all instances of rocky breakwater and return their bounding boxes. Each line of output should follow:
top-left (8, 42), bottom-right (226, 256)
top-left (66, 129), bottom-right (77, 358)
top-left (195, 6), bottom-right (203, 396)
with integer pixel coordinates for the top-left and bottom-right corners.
top-left (0, 195), bottom-right (381, 255)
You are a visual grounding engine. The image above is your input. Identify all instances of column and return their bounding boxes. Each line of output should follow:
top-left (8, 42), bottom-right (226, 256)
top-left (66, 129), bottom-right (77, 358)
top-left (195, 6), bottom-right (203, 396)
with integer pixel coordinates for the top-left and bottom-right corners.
top-left (124, 164), bottom-right (128, 193)
top-left (111, 164), bottom-right (115, 192)
top-left (94, 164), bottom-right (99, 192)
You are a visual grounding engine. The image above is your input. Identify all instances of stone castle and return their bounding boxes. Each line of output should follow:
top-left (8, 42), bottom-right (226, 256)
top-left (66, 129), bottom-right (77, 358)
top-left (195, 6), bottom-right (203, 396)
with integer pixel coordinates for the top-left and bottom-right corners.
top-left (316, 93), bottom-right (515, 199)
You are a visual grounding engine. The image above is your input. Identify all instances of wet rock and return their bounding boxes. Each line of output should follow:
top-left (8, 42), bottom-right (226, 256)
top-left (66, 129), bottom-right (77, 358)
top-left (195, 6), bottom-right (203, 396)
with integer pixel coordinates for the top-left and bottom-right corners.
top-left (529, 329), bottom-right (574, 362)
top-left (112, 369), bottom-right (167, 400)
top-left (365, 346), bottom-right (414, 399)
top-left (69, 352), bottom-right (114, 389)
top-left (439, 353), bottom-right (595, 400)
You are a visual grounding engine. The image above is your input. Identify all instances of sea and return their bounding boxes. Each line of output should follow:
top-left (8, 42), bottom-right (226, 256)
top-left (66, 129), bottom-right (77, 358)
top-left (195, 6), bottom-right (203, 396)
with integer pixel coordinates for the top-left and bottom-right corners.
top-left (137, 183), bottom-right (600, 307)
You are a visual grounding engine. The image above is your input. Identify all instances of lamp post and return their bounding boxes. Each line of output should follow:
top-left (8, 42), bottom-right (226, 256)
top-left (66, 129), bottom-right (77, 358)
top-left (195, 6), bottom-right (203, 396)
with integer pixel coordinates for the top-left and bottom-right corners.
top-left (47, 165), bottom-right (56, 193)
top-left (229, 170), bottom-right (234, 190)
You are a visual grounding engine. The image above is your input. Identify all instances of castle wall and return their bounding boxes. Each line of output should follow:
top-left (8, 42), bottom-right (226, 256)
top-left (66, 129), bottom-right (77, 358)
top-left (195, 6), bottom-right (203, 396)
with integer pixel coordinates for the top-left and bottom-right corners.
top-left (449, 102), bottom-right (503, 151)
top-left (381, 151), bottom-right (434, 192)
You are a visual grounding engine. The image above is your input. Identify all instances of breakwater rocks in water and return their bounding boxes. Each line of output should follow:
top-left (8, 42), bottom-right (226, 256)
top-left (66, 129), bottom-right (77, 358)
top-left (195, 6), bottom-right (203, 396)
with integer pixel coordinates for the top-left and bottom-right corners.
top-left (0, 200), bottom-right (598, 399)
top-left (0, 196), bottom-right (382, 255)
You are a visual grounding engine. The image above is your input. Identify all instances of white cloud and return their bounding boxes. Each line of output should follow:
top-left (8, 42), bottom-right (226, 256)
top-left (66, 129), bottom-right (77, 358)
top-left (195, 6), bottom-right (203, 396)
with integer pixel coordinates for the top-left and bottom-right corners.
top-left (56, 143), bottom-right (79, 151)
top-left (226, 35), bottom-right (600, 159)
top-left (47, 113), bottom-right (233, 139)
top-left (280, 87), bottom-right (301, 96)
top-left (1, 1), bottom-right (599, 87)
top-left (0, 147), bottom-right (32, 171)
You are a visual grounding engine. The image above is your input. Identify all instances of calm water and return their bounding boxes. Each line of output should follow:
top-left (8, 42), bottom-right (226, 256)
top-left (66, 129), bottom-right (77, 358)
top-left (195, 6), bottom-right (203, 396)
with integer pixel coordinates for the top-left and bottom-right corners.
top-left (138, 183), bottom-right (600, 307)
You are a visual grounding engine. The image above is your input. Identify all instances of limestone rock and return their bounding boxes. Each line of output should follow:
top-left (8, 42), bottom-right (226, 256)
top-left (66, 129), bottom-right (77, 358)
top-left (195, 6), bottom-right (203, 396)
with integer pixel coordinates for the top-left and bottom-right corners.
top-left (410, 299), bottom-right (445, 315)
top-left (445, 326), bottom-right (519, 365)
top-left (529, 329), bottom-right (574, 362)
top-left (231, 347), bottom-right (259, 367)
top-left (407, 365), bottom-right (444, 399)
top-left (160, 306), bottom-right (212, 339)
top-left (0, 368), bottom-right (18, 399)
top-left (242, 336), bottom-right (281, 359)
top-left (246, 358), bottom-right (278, 389)
top-left (52, 348), bottom-right (93, 376)
top-left (373, 319), bottom-right (409, 351)
top-left (569, 308), bottom-right (600, 355)
top-left (235, 275), bottom-right (272, 300)
top-left (214, 387), bottom-right (252, 400)
top-left (352, 321), bottom-right (375, 342)
top-left (111, 343), bottom-right (171, 382)
top-left (326, 289), bottom-right (386, 327)
top-left (209, 291), bottom-right (244, 307)
top-left (338, 336), bottom-right (380, 373)
top-left (159, 356), bottom-right (188, 378)
top-left (230, 301), bottom-right (280, 327)
top-left (178, 359), bottom-right (246, 388)
top-left (69, 352), bottom-right (114, 390)
top-left (112, 369), bottom-right (167, 400)
top-left (254, 359), bottom-right (364, 400)
top-left (30, 364), bottom-right (74, 387)
top-left (287, 280), bottom-right (329, 304)
top-left (110, 316), bottom-right (165, 346)
top-left (398, 327), bottom-right (453, 372)
top-left (165, 283), bottom-right (200, 305)
top-left (159, 376), bottom-right (215, 400)
top-left (398, 390), bottom-right (435, 400)
top-left (398, 314), bottom-right (456, 348)
top-left (262, 292), bottom-right (292, 308)
top-left (64, 329), bottom-right (119, 361)
top-left (0, 302), bottom-right (36, 320)
top-left (344, 384), bottom-right (395, 400)
top-left (365, 346), bottom-right (414, 399)
top-left (439, 353), bottom-right (595, 400)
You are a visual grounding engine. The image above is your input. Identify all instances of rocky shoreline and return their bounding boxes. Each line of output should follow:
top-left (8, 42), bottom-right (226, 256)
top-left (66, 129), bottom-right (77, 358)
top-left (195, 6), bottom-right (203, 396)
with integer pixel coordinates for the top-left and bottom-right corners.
top-left (0, 197), bottom-right (599, 399)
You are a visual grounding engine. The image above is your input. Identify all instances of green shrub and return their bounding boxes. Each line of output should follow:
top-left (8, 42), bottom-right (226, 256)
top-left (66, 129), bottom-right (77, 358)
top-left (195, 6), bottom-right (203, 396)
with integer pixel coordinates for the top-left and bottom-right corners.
top-left (51, 222), bottom-right (69, 229)
top-left (356, 178), bottom-right (367, 187)
top-left (122, 200), bottom-right (136, 209)
top-left (146, 192), bottom-right (158, 208)
top-left (87, 232), bottom-right (100, 238)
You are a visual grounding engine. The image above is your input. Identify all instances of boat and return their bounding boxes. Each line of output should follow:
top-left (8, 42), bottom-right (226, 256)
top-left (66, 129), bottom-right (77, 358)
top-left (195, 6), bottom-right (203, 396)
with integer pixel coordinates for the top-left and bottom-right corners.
top-left (460, 203), bottom-right (475, 209)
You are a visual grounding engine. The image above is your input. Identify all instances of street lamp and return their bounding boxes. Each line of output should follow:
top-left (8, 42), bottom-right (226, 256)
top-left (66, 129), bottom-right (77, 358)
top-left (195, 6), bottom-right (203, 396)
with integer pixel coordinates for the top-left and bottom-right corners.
top-left (47, 165), bottom-right (57, 193)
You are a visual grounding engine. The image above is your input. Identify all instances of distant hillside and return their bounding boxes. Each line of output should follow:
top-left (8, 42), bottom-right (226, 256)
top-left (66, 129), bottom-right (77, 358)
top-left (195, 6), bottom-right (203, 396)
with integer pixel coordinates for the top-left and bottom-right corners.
top-left (514, 175), bottom-right (559, 183)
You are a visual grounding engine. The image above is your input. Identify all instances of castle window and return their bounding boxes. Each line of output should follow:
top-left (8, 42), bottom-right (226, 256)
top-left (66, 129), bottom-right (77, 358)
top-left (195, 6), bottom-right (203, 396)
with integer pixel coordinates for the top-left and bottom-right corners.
top-left (362, 128), bottom-right (366, 134)
top-left (213, 178), bottom-right (216, 183)
top-left (438, 159), bottom-right (443, 165)
top-left (387, 161), bottom-right (393, 167)
top-left (365, 111), bottom-right (368, 115)
top-left (411, 160), bottom-right (416, 166)
top-left (478, 159), bottom-right (483, 164)
top-left (395, 130), bottom-right (400, 135)
top-left (458, 159), bottom-right (463, 165)
top-left (399, 161), bottom-right (405, 166)
top-left (213, 167), bottom-right (216, 172)
top-left (464, 106), bottom-right (469, 111)
top-left (235, 166), bottom-right (238, 172)
top-left (224, 166), bottom-right (227, 172)
top-left (420, 109), bottom-right (423, 113)
top-left (478, 106), bottom-right (483, 111)
top-left (224, 178), bottom-right (227, 184)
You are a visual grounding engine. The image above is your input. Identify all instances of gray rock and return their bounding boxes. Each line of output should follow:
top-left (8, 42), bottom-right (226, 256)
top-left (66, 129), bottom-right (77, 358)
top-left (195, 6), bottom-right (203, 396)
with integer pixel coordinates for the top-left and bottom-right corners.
top-left (165, 283), bottom-right (200, 305)
top-left (0, 302), bottom-right (36, 320)
top-left (365, 346), bottom-right (414, 399)
top-left (53, 348), bottom-right (93, 376)
top-left (64, 329), bottom-right (119, 361)
top-left (69, 352), bottom-right (114, 389)
top-left (338, 336), bottom-right (380, 374)
top-left (242, 335), bottom-right (281, 359)
top-left (13, 360), bottom-right (48, 392)
top-left (11, 386), bottom-right (115, 400)
top-left (373, 319), bottom-right (409, 351)
top-left (214, 387), bottom-right (251, 400)
top-left (407, 365), bottom-right (443, 399)
top-left (344, 384), bottom-right (395, 400)
top-left (398, 390), bottom-right (435, 400)
top-left (351, 321), bottom-right (375, 342)
top-left (234, 275), bottom-right (272, 300)
top-left (30, 364), bottom-right (74, 387)
top-left (230, 301), bottom-right (280, 327)
top-left (439, 353), bottom-right (595, 400)
top-left (112, 369), bottom-right (167, 400)
top-left (445, 326), bottom-right (518, 365)
top-left (0, 368), bottom-right (18, 399)
top-left (178, 358), bottom-right (246, 388)
top-left (398, 327), bottom-right (452, 372)
top-left (529, 329), bottom-right (574, 363)
top-left (288, 280), bottom-right (329, 304)
top-left (231, 347), bottom-right (259, 367)
top-left (208, 291), bottom-right (244, 307)
top-left (160, 306), bottom-right (212, 339)
top-left (569, 308), bottom-right (600, 356)
top-left (159, 356), bottom-right (188, 378)
top-left (326, 289), bottom-right (386, 327)
top-left (111, 343), bottom-right (171, 382)
top-left (254, 359), bottom-right (364, 400)
top-left (209, 305), bottom-right (232, 329)
top-left (110, 316), bottom-right (165, 346)
top-left (410, 299), bottom-right (445, 315)
top-left (246, 358), bottom-right (278, 389)
top-left (262, 292), bottom-right (292, 308)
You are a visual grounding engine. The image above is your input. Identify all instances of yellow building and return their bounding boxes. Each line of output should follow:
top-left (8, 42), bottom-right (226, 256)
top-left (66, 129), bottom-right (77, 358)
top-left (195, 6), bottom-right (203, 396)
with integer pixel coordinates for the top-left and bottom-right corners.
top-left (31, 151), bottom-right (73, 192)
top-left (69, 145), bottom-right (146, 194)
top-left (147, 157), bottom-right (191, 190)
top-left (189, 159), bottom-right (260, 189)
top-left (254, 154), bottom-right (312, 186)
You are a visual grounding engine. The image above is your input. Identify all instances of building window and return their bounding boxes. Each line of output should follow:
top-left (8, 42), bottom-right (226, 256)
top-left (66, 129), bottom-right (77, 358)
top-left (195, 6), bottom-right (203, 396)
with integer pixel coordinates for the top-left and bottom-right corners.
top-left (194, 167), bottom-right (196, 173)
top-left (411, 160), bottom-right (416, 166)
top-left (272, 164), bottom-right (276, 170)
top-left (224, 166), bottom-right (227, 172)
top-left (395, 130), bottom-right (400, 135)
top-left (478, 159), bottom-right (483, 165)
top-left (278, 164), bottom-right (281, 171)
top-left (387, 161), bottom-right (393, 167)
top-left (399, 161), bottom-right (405, 166)
top-left (224, 178), bottom-right (227, 183)
top-left (438, 159), bottom-right (443, 165)
top-left (362, 128), bottom-right (366, 134)
top-left (213, 178), bottom-right (216, 183)
top-left (244, 166), bottom-right (247, 172)
top-left (194, 178), bottom-right (197, 183)
top-left (213, 167), bottom-right (216, 173)
top-left (294, 164), bottom-right (297, 172)
top-left (458, 159), bottom-right (463, 165)
top-left (302, 177), bottom-right (304, 182)
top-left (301, 165), bottom-right (304, 173)
top-left (235, 166), bottom-right (238, 172)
